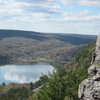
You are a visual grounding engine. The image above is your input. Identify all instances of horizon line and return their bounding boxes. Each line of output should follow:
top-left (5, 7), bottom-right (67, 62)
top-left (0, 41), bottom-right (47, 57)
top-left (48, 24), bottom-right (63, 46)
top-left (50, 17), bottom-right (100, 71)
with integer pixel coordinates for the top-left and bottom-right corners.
top-left (0, 28), bottom-right (98, 36)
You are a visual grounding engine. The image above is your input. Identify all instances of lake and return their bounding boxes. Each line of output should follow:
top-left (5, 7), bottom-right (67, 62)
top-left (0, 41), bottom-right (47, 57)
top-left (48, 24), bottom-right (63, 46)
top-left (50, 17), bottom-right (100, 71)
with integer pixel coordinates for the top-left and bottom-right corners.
top-left (0, 63), bottom-right (54, 84)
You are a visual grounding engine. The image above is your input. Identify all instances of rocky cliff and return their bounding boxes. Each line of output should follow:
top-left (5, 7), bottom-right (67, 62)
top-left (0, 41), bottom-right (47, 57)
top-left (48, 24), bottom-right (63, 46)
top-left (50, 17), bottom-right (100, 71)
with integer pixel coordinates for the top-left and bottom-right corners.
top-left (78, 34), bottom-right (100, 100)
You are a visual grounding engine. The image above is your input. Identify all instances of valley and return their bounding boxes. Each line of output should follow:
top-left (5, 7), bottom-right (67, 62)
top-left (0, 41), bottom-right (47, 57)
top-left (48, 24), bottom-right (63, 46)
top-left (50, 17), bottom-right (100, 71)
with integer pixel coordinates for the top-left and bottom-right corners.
top-left (0, 30), bottom-right (97, 65)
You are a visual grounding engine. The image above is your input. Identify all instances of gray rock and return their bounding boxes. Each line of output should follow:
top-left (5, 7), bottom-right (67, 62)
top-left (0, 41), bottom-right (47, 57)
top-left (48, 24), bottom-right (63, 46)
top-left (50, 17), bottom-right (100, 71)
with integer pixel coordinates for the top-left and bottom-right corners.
top-left (78, 34), bottom-right (100, 100)
top-left (88, 65), bottom-right (97, 77)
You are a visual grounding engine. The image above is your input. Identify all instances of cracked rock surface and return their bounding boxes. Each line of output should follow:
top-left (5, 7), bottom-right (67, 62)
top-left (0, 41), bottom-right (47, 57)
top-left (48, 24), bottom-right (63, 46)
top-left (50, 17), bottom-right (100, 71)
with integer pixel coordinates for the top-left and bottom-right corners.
top-left (78, 34), bottom-right (100, 100)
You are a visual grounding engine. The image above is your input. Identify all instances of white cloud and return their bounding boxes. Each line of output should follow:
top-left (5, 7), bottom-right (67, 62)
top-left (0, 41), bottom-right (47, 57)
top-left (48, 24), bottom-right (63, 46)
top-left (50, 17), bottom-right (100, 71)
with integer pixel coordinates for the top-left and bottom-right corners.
top-left (0, 0), bottom-right (61, 24)
top-left (0, 8), bottom-right (23, 15)
top-left (0, 0), bottom-right (99, 35)
top-left (0, 0), bottom-right (60, 17)
top-left (0, 0), bottom-right (62, 27)
top-left (60, 10), bottom-right (99, 23)
top-left (61, 0), bottom-right (100, 6)
top-left (61, 0), bottom-right (75, 5)
top-left (77, 10), bottom-right (90, 16)
top-left (63, 10), bottom-right (90, 18)
top-left (0, 0), bottom-right (26, 16)
top-left (78, 0), bottom-right (100, 6)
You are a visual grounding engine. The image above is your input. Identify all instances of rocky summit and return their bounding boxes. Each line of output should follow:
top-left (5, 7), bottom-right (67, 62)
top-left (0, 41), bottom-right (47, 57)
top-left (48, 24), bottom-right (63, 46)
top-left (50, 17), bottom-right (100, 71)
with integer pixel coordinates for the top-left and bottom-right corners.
top-left (78, 34), bottom-right (100, 100)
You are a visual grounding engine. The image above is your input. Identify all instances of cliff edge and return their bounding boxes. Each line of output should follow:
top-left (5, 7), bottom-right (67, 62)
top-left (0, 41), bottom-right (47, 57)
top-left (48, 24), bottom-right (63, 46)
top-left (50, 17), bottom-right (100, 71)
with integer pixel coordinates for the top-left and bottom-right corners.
top-left (78, 34), bottom-right (100, 100)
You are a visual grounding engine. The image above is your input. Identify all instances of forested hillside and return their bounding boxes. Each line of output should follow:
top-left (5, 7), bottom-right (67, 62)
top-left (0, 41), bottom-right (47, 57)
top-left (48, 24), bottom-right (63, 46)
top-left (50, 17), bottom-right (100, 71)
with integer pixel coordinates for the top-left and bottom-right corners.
top-left (0, 30), bottom-right (96, 43)
top-left (32, 41), bottom-right (95, 100)
top-left (0, 30), bottom-right (96, 64)
top-left (0, 40), bottom-right (95, 100)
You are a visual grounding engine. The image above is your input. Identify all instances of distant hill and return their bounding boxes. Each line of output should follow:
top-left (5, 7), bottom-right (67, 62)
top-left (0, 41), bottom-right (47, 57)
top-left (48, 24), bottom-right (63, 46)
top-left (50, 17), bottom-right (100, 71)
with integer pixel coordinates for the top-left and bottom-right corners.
top-left (0, 29), bottom-right (97, 45)
top-left (0, 29), bottom-right (97, 64)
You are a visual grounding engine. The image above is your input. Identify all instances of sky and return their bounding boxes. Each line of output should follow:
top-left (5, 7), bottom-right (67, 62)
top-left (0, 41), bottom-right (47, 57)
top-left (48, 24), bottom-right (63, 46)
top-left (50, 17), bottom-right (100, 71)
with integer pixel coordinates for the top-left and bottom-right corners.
top-left (0, 0), bottom-right (100, 35)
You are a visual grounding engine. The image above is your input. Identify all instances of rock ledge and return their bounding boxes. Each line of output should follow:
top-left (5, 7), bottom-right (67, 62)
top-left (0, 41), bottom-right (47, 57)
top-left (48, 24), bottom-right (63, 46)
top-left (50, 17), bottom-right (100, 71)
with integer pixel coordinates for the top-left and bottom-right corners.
top-left (78, 34), bottom-right (100, 100)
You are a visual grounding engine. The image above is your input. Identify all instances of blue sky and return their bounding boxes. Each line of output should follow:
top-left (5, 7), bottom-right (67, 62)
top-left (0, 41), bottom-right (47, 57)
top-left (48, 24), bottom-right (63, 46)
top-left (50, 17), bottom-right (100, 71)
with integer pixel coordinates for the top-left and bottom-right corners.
top-left (0, 0), bottom-right (100, 35)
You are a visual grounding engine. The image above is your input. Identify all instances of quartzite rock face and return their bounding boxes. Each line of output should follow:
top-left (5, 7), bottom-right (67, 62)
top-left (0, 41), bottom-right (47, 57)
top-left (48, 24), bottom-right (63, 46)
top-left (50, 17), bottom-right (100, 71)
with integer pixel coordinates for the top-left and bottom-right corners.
top-left (78, 34), bottom-right (100, 100)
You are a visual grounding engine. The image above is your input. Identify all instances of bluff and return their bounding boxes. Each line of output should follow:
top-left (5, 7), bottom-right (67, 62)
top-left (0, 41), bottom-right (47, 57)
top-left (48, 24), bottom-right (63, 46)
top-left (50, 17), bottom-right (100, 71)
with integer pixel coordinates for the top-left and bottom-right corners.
top-left (78, 34), bottom-right (100, 100)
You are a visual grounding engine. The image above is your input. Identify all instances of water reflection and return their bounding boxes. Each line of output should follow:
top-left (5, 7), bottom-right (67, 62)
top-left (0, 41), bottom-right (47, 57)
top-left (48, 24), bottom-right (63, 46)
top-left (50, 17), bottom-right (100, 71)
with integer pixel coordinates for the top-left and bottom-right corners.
top-left (0, 63), bottom-right (54, 84)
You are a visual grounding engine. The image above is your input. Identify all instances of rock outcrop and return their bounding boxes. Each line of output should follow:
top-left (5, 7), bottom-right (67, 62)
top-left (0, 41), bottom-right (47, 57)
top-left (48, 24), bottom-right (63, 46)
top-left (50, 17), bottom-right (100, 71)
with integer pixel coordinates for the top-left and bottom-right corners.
top-left (78, 34), bottom-right (100, 100)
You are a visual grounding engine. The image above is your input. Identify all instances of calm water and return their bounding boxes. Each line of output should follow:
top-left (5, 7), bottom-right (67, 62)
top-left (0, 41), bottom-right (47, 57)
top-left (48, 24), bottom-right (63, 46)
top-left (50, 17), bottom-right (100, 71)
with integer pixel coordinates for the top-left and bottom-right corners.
top-left (0, 63), bottom-right (54, 84)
